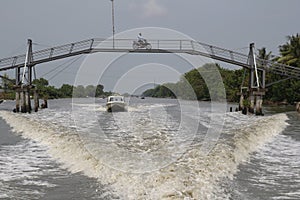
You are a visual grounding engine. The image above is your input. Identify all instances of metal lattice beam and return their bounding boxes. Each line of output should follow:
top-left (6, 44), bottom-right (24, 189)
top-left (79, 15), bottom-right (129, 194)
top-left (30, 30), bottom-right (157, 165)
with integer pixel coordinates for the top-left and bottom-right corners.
top-left (0, 38), bottom-right (299, 80)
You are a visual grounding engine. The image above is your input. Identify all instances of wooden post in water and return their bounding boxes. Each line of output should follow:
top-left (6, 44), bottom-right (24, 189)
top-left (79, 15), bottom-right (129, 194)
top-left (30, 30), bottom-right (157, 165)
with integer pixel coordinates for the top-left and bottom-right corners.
top-left (15, 66), bottom-right (21, 112)
top-left (239, 94), bottom-right (244, 111)
top-left (249, 94), bottom-right (255, 114)
top-left (25, 86), bottom-right (31, 113)
top-left (20, 89), bottom-right (26, 113)
top-left (255, 95), bottom-right (263, 115)
top-left (34, 87), bottom-right (39, 112)
top-left (15, 89), bottom-right (20, 112)
top-left (296, 102), bottom-right (300, 113)
top-left (41, 98), bottom-right (48, 109)
top-left (15, 85), bottom-right (34, 113)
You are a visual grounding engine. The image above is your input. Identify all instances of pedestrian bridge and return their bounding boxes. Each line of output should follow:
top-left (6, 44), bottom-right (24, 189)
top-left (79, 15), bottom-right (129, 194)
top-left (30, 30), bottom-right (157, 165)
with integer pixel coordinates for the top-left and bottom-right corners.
top-left (0, 38), bottom-right (299, 80)
top-left (0, 37), bottom-right (299, 114)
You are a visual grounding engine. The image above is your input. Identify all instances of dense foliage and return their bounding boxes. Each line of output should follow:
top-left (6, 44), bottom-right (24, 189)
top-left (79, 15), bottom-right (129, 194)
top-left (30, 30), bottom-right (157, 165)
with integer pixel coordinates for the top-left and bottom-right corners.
top-left (0, 76), bottom-right (110, 99)
top-left (0, 74), bottom-right (15, 99)
top-left (1, 34), bottom-right (300, 103)
top-left (265, 34), bottom-right (300, 103)
top-left (142, 64), bottom-right (245, 102)
top-left (143, 34), bottom-right (300, 104)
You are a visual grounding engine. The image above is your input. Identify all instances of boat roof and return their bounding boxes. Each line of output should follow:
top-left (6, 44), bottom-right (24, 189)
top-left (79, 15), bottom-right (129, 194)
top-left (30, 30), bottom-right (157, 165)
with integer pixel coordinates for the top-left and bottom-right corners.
top-left (107, 95), bottom-right (124, 98)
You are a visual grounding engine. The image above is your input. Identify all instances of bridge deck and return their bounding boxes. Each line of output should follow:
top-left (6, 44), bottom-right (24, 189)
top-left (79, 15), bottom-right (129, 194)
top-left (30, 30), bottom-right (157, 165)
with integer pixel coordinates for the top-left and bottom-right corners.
top-left (0, 38), bottom-right (299, 79)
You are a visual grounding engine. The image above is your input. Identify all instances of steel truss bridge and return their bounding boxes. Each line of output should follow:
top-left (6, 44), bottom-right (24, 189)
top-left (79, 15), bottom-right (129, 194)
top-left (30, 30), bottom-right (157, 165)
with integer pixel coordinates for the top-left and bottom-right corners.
top-left (0, 38), bottom-right (299, 114)
top-left (0, 38), bottom-right (299, 79)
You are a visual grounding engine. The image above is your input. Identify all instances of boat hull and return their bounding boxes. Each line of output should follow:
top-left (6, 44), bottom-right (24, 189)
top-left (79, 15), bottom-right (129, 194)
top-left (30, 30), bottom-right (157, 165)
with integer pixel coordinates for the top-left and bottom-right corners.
top-left (106, 102), bottom-right (126, 112)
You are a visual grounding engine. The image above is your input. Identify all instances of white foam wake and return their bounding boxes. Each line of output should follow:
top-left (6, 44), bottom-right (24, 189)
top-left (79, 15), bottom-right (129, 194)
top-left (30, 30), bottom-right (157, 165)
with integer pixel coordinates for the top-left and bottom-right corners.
top-left (0, 111), bottom-right (289, 199)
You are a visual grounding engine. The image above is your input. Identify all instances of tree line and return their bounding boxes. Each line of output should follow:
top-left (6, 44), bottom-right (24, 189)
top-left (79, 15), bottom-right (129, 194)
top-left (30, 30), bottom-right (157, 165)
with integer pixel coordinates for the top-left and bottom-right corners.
top-left (1, 34), bottom-right (299, 103)
top-left (0, 77), bottom-right (111, 99)
top-left (143, 34), bottom-right (300, 104)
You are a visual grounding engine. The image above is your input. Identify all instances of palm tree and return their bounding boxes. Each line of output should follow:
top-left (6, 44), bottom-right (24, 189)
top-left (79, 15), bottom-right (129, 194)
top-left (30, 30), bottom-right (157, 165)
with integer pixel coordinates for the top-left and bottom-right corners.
top-left (275, 34), bottom-right (300, 103)
top-left (258, 47), bottom-right (272, 61)
top-left (278, 33), bottom-right (300, 67)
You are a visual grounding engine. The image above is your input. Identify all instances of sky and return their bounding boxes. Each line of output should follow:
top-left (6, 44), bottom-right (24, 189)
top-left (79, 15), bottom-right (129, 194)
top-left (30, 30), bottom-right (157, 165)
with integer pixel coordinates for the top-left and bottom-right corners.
top-left (0, 0), bottom-right (299, 94)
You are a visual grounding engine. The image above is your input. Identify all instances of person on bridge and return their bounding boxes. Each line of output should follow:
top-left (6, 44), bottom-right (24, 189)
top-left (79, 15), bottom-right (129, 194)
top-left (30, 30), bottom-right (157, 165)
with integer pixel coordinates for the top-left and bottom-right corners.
top-left (137, 33), bottom-right (146, 44)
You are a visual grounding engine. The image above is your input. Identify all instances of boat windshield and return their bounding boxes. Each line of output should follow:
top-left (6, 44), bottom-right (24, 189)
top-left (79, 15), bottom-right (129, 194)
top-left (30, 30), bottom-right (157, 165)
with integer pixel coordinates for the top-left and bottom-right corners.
top-left (108, 96), bottom-right (124, 102)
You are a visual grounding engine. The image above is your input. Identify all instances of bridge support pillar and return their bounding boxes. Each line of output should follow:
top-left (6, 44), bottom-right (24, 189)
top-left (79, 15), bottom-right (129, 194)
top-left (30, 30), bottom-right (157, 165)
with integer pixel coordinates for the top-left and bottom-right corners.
top-left (15, 86), bottom-right (37, 113)
top-left (17, 86), bottom-right (32, 113)
top-left (13, 39), bottom-right (37, 113)
top-left (242, 43), bottom-right (266, 116)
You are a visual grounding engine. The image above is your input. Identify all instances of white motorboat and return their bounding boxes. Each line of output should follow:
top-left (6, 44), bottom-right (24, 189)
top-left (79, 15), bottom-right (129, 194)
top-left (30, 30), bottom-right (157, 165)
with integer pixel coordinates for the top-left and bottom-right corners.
top-left (106, 95), bottom-right (126, 112)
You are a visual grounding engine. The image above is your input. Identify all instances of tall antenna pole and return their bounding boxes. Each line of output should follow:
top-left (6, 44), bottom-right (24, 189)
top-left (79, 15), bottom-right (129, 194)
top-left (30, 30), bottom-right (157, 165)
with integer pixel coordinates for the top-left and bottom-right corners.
top-left (111, 0), bottom-right (115, 48)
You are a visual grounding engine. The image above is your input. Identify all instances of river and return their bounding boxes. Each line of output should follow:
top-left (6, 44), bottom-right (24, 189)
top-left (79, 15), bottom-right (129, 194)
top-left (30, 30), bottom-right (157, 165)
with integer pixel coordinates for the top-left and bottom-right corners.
top-left (0, 98), bottom-right (299, 199)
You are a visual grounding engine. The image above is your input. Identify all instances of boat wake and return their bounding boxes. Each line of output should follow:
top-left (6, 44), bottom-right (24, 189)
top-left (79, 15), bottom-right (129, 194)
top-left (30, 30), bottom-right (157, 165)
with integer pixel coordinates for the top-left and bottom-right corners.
top-left (0, 110), bottom-right (289, 199)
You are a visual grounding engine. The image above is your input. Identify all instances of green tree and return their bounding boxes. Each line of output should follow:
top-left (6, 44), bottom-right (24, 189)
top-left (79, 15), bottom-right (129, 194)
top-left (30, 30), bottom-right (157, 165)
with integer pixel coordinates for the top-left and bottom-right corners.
top-left (1, 73), bottom-right (14, 92)
top-left (45, 86), bottom-right (59, 99)
top-left (33, 78), bottom-right (49, 87)
top-left (73, 85), bottom-right (85, 98)
top-left (0, 74), bottom-right (15, 99)
top-left (59, 84), bottom-right (73, 98)
top-left (274, 34), bottom-right (300, 103)
top-left (32, 78), bottom-right (49, 98)
top-left (278, 34), bottom-right (300, 67)
top-left (183, 67), bottom-right (208, 100)
top-left (1, 74), bottom-right (8, 93)
top-left (95, 84), bottom-right (104, 97)
top-left (258, 47), bottom-right (273, 61)
top-left (142, 88), bottom-right (155, 97)
top-left (85, 85), bottom-right (96, 97)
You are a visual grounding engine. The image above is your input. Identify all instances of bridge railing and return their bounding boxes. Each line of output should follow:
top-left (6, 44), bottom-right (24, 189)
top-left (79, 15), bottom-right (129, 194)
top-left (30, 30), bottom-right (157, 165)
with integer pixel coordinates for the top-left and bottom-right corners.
top-left (0, 39), bottom-right (103, 70)
top-left (94, 39), bottom-right (251, 66)
top-left (0, 38), bottom-right (300, 80)
top-left (256, 58), bottom-right (300, 78)
top-left (0, 55), bottom-right (24, 69)
top-left (195, 41), bottom-right (249, 66)
top-left (0, 38), bottom-right (249, 69)
top-left (91, 39), bottom-right (195, 50)
top-left (32, 39), bottom-right (100, 61)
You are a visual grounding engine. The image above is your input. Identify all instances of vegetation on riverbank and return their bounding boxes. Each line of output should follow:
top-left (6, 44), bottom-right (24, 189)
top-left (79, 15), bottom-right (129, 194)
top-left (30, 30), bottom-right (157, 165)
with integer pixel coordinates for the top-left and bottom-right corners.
top-left (0, 77), bottom-right (111, 100)
top-left (1, 34), bottom-right (299, 104)
top-left (143, 34), bottom-right (300, 104)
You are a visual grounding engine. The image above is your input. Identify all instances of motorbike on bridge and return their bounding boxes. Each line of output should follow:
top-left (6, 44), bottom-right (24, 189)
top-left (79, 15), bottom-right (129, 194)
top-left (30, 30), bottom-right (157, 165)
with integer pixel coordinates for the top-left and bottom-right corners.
top-left (132, 39), bottom-right (152, 50)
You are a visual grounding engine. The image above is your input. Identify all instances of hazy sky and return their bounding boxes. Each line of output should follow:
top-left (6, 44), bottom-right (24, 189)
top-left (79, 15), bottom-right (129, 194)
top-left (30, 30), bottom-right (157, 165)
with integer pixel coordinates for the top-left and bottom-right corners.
top-left (0, 0), bottom-right (299, 93)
